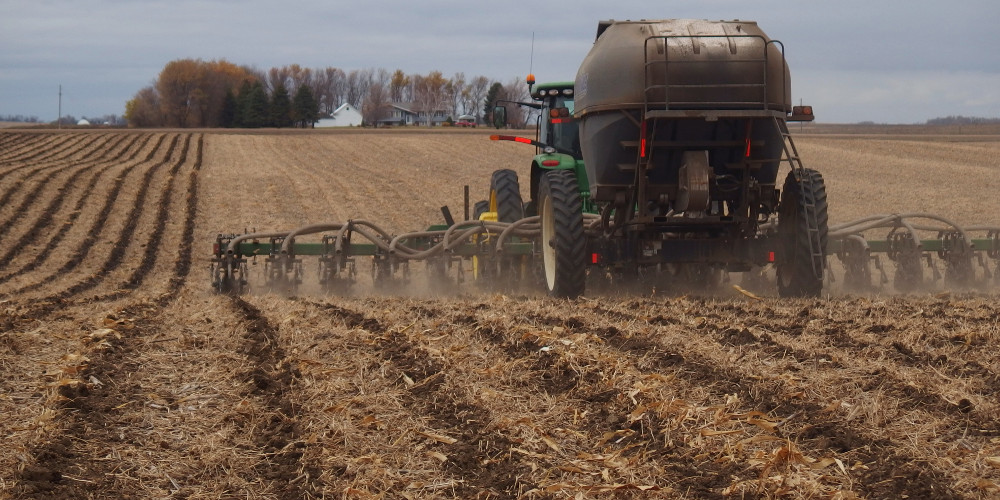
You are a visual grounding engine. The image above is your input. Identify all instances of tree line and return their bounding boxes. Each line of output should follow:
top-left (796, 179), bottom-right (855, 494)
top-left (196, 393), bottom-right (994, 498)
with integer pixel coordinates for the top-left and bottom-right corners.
top-left (124, 58), bottom-right (530, 128)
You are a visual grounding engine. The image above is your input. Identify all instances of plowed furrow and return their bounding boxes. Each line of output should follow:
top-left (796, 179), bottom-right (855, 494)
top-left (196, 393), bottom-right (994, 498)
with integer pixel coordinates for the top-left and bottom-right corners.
top-left (0, 132), bottom-right (87, 167)
top-left (693, 299), bottom-right (1000, 403)
top-left (295, 298), bottom-right (538, 497)
top-left (229, 297), bottom-right (322, 497)
top-left (375, 329), bottom-right (534, 497)
top-left (577, 300), bottom-right (967, 499)
top-left (49, 134), bottom-right (189, 301)
top-left (599, 300), bottom-right (998, 426)
top-left (298, 298), bottom-right (735, 497)
top-left (0, 132), bottom-right (49, 162)
top-left (695, 306), bottom-right (998, 425)
top-left (0, 133), bottom-right (128, 228)
top-left (0, 162), bottom-right (87, 242)
top-left (470, 313), bottom-right (741, 496)
top-left (2, 133), bottom-right (173, 298)
top-left (0, 131), bottom-right (23, 152)
top-left (13, 300), bottom-right (165, 497)
top-left (91, 134), bottom-right (199, 302)
top-left (11, 132), bottom-right (96, 163)
top-left (167, 133), bottom-right (203, 295)
top-left (0, 132), bottom-right (74, 164)
top-left (469, 304), bottom-right (949, 498)
top-left (0, 133), bottom-right (141, 271)
top-left (0, 134), bottom-right (156, 286)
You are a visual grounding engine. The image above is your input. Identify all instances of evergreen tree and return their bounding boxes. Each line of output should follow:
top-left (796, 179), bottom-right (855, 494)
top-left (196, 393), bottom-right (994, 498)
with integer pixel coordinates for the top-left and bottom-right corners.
top-left (483, 81), bottom-right (504, 123)
top-left (219, 88), bottom-right (237, 128)
top-left (292, 84), bottom-right (319, 128)
top-left (270, 83), bottom-right (292, 128)
top-left (242, 81), bottom-right (269, 128)
top-left (234, 80), bottom-right (253, 127)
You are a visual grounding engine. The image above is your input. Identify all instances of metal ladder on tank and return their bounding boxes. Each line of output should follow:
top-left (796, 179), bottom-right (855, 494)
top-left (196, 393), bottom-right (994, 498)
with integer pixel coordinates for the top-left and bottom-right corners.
top-left (773, 114), bottom-right (825, 280)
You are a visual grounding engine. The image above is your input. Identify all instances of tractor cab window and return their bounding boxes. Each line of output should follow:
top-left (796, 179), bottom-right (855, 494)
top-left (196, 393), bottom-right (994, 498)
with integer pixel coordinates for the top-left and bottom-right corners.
top-left (543, 96), bottom-right (580, 157)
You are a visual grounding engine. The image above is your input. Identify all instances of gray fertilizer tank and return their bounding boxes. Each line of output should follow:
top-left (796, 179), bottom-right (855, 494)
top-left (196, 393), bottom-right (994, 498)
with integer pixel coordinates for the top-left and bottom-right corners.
top-left (575, 19), bottom-right (793, 203)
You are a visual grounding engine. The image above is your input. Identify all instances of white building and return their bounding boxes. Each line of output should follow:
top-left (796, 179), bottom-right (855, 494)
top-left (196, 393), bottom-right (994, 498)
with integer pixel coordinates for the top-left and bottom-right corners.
top-left (315, 103), bottom-right (363, 127)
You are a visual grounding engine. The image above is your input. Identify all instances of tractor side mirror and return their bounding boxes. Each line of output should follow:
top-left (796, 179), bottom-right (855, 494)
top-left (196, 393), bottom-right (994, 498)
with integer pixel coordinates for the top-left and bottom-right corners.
top-left (492, 106), bottom-right (507, 129)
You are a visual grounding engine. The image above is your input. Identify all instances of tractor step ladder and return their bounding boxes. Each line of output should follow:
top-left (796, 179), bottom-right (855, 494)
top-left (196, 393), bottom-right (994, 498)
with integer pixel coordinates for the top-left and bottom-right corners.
top-left (774, 114), bottom-right (825, 279)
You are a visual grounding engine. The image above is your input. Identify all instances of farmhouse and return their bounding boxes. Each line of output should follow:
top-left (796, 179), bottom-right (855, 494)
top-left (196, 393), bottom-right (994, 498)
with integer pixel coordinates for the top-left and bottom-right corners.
top-left (379, 102), bottom-right (449, 127)
top-left (315, 103), bottom-right (362, 127)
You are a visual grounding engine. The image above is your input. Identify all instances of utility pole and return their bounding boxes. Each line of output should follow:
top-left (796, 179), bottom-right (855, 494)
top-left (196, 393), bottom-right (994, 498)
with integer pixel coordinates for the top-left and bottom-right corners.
top-left (58, 84), bottom-right (62, 129)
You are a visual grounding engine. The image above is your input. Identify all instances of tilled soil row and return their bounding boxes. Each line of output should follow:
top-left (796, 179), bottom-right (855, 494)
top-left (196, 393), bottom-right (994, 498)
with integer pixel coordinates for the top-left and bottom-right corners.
top-left (0, 133), bottom-right (143, 269)
top-left (167, 133), bottom-right (203, 294)
top-left (0, 131), bottom-right (32, 154)
top-left (0, 134), bottom-right (157, 286)
top-left (0, 132), bottom-right (85, 165)
top-left (305, 299), bottom-right (539, 498)
top-left (229, 296), bottom-right (324, 497)
top-left (449, 302), bottom-right (746, 498)
top-left (48, 134), bottom-right (190, 301)
top-left (293, 298), bottom-right (748, 497)
top-left (581, 299), bottom-right (981, 498)
top-left (13, 300), bottom-right (166, 497)
top-left (7, 133), bottom-right (208, 497)
top-left (92, 133), bottom-right (200, 301)
top-left (4, 133), bottom-right (176, 299)
top-left (0, 134), bottom-right (109, 198)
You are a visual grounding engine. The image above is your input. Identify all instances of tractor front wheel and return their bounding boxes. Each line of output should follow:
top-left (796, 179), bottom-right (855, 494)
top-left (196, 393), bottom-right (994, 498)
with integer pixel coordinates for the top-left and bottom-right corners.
top-left (538, 170), bottom-right (586, 298)
top-left (490, 169), bottom-right (525, 222)
top-left (776, 168), bottom-right (828, 297)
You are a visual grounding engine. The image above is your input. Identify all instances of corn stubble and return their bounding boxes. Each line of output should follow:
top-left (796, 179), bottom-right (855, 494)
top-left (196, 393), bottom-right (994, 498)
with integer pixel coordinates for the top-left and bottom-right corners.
top-left (0, 129), bottom-right (998, 498)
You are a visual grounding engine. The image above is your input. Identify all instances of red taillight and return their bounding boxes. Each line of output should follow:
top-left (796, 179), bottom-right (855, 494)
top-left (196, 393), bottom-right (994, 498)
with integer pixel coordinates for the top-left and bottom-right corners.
top-left (768, 251), bottom-right (775, 263)
top-left (541, 160), bottom-right (560, 167)
top-left (591, 253), bottom-right (601, 264)
top-left (213, 243), bottom-right (219, 254)
top-left (745, 138), bottom-right (752, 157)
top-left (640, 120), bottom-right (647, 158)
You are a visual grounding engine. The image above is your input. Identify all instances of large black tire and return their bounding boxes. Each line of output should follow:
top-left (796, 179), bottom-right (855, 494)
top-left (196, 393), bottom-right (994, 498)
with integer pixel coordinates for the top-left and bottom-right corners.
top-left (538, 170), bottom-right (586, 298)
top-left (472, 200), bottom-right (489, 220)
top-left (776, 168), bottom-right (828, 297)
top-left (490, 169), bottom-right (525, 223)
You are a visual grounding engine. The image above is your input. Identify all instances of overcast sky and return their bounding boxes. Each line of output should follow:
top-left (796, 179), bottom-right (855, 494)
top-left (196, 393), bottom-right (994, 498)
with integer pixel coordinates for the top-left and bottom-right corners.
top-left (2, 0), bottom-right (998, 124)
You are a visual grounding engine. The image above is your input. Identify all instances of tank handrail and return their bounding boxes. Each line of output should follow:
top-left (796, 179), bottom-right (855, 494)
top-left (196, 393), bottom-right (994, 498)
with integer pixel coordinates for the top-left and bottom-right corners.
top-left (642, 34), bottom-right (778, 113)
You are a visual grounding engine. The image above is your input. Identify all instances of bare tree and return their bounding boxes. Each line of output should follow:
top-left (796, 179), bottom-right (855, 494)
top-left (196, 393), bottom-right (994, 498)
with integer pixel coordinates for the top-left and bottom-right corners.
top-left (466, 75), bottom-right (491, 122)
top-left (314, 67), bottom-right (347, 115)
top-left (502, 77), bottom-right (533, 128)
top-left (413, 71), bottom-right (448, 127)
top-left (362, 80), bottom-right (392, 126)
top-left (345, 68), bottom-right (375, 108)
top-left (448, 72), bottom-right (466, 118)
top-left (266, 66), bottom-right (291, 94)
top-left (287, 64), bottom-right (312, 94)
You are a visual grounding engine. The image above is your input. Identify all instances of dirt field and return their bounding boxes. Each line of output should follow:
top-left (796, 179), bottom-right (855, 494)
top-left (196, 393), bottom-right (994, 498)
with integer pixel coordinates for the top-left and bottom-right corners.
top-left (1, 128), bottom-right (999, 499)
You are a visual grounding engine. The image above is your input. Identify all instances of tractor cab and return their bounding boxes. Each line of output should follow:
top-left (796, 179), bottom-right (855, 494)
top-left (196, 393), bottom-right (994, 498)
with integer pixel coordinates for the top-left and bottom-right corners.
top-left (529, 80), bottom-right (580, 159)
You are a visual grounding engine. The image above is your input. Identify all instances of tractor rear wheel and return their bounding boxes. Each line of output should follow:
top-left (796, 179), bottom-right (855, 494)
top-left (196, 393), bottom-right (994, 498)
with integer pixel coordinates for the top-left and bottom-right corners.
top-left (776, 168), bottom-right (828, 297)
top-left (490, 169), bottom-right (525, 222)
top-left (538, 170), bottom-right (586, 298)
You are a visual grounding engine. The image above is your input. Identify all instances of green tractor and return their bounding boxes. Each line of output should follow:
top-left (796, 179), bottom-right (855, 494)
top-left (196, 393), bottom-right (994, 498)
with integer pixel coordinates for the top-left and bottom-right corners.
top-left (490, 19), bottom-right (827, 299)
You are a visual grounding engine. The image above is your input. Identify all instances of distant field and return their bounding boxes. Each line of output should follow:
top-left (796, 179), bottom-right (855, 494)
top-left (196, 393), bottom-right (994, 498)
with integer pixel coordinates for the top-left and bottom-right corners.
top-left (799, 122), bottom-right (1000, 137)
top-left (1, 129), bottom-right (998, 498)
